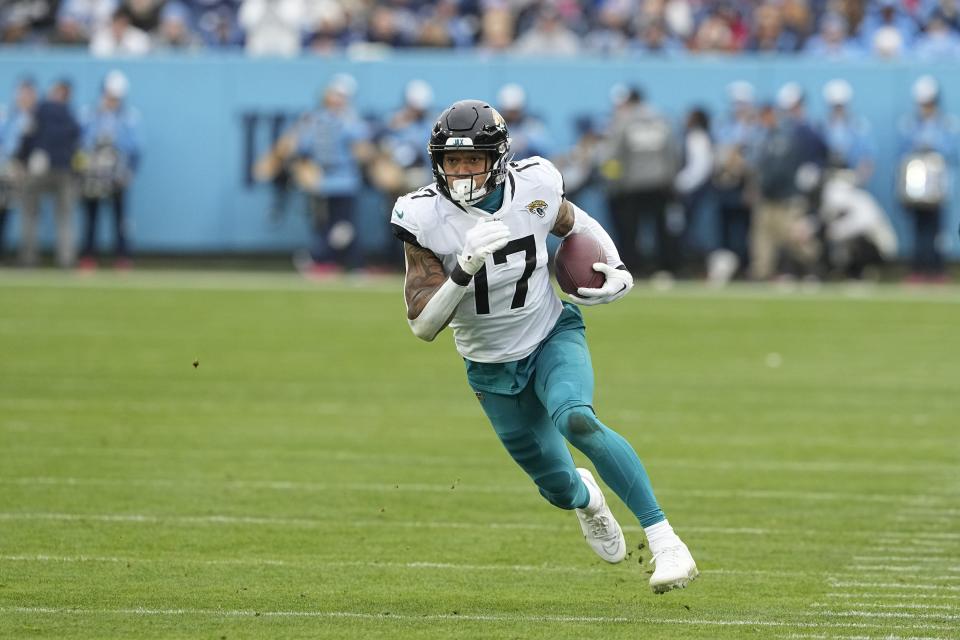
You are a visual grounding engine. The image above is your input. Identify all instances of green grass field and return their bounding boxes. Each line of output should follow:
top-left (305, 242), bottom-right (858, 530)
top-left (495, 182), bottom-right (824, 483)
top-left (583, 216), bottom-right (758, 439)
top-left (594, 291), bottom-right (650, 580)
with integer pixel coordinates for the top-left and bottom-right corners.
top-left (0, 271), bottom-right (958, 639)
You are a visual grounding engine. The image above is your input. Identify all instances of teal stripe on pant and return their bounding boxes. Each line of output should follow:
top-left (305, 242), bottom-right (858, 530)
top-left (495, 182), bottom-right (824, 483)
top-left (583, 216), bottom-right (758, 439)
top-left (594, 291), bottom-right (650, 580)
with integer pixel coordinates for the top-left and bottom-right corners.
top-left (474, 320), bottom-right (666, 528)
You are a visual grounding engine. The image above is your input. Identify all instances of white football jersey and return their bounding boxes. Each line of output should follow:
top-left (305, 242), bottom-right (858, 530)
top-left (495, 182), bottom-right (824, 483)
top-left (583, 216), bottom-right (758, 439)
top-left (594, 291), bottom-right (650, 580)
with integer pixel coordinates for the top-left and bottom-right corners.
top-left (391, 156), bottom-right (565, 363)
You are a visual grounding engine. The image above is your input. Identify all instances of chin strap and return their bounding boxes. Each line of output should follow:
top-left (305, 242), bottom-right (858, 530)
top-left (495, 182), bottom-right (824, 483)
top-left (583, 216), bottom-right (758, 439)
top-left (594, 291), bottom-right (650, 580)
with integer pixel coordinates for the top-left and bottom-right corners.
top-left (565, 201), bottom-right (624, 268)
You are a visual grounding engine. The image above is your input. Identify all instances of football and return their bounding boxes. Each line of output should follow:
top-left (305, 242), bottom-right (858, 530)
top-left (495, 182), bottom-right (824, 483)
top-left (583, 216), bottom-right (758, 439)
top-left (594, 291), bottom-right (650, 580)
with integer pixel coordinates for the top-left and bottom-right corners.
top-left (555, 232), bottom-right (606, 295)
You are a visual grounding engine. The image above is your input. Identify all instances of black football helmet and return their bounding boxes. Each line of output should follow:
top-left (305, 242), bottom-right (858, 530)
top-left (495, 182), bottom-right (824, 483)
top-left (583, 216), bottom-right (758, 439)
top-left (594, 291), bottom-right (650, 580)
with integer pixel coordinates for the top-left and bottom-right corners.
top-left (428, 99), bottom-right (513, 205)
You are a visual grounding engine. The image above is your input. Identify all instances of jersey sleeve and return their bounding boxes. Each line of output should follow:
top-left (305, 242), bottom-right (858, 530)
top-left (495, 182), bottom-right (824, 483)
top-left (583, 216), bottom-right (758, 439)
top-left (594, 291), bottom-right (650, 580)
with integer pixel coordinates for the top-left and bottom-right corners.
top-left (390, 193), bottom-right (424, 248)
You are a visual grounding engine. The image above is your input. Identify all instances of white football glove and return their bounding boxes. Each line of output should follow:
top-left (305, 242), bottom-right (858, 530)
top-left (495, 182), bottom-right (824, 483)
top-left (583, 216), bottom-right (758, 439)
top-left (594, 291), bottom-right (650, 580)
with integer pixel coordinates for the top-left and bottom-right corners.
top-left (569, 263), bottom-right (634, 306)
top-left (458, 219), bottom-right (510, 275)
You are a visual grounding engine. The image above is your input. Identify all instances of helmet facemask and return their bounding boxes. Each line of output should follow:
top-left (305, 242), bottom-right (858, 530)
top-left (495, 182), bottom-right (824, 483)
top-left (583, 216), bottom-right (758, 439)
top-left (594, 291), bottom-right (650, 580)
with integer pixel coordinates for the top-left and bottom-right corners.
top-left (434, 147), bottom-right (511, 205)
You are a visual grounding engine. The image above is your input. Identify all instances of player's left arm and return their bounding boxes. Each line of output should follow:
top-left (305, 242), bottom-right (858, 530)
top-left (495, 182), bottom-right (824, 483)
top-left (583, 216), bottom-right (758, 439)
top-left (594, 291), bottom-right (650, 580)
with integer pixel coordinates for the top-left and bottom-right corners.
top-left (551, 199), bottom-right (634, 306)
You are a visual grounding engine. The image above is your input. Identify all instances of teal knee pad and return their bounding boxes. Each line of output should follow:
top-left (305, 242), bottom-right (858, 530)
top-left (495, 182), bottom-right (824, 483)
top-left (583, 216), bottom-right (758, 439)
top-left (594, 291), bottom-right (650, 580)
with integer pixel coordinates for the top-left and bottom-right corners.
top-left (536, 469), bottom-right (585, 510)
top-left (555, 406), bottom-right (602, 445)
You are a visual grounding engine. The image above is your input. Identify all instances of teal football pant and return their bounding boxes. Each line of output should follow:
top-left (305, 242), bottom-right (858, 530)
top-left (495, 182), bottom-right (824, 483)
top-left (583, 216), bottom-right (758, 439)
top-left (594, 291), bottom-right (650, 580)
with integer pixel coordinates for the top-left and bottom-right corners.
top-left (474, 321), bottom-right (666, 528)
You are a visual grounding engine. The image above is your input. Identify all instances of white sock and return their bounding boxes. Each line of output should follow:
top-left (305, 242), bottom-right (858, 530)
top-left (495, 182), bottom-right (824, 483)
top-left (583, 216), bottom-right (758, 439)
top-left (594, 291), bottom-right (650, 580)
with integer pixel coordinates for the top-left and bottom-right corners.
top-left (577, 470), bottom-right (604, 515)
top-left (644, 519), bottom-right (681, 555)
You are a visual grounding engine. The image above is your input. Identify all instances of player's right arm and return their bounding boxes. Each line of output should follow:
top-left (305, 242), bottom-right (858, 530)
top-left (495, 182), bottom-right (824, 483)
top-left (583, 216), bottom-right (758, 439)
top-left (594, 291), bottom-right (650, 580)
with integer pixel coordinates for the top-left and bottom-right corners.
top-left (402, 220), bottom-right (510, 342)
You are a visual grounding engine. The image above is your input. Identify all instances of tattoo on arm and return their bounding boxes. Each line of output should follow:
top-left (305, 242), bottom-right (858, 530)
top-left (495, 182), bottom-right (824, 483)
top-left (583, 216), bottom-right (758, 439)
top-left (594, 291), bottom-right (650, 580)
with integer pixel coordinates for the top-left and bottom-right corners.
top-left (404, 243), bottom-right (448, 320)
top-left (551, 199), bottom-right (575, 237)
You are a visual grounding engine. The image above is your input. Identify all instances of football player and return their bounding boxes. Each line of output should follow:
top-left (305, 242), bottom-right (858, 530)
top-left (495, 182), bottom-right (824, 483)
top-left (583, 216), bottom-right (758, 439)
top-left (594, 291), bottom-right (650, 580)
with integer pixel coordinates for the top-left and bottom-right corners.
top-left (390, 100), bottom-right (698, 594)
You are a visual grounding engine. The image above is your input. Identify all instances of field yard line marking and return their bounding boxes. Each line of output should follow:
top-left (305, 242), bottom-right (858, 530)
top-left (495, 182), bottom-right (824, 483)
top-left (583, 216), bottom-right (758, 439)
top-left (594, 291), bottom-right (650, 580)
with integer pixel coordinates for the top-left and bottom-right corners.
top-left (779, 635), bottom-right (949, 640)
top-left (0, 555), bottom-right (611, 574)
top-left (876, 533), bottom-right (960, 541)
top-left (811, 603), bottom-right (960, 611)
top-left (2, 476), bottom-right (951, 507)
top-left (1, 607), bottom-right (627, 623)
top-left (1, 606), bottom-right (958, 630)
top-left (826, 593), bottom-right (960, 601)
top-left (3, 512), bottom-right (955, 540)
top-left (848, 565), bottom-right (960, 574)
top-left (0, 555), bottom-right (914, 579)
top-left (854, 556), bottom-right (960, 563)
top-left (827, 581), bottom-right (960, 592)
top-left (4, 447), bottom-right (955, 476)
top-left (0, 511), bottom-right (770, 535)
top-left (810, 611), bottom-right (960, 620)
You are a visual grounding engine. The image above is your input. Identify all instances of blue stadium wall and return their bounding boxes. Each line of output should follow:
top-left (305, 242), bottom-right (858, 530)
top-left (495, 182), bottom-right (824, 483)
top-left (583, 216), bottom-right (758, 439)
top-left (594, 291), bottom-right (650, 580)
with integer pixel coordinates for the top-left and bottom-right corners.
top-left (1, 52), bottom-right (958, 258)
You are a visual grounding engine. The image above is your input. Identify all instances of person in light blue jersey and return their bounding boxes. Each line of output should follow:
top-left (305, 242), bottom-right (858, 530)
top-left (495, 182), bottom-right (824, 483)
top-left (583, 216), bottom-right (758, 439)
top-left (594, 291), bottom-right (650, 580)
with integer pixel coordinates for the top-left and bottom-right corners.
top-left (803, 13), bottom-right (865, 60)
top-left (897, 76), bottom-right (960, 281)
top-left (78, 70), bottom-right (141, 270)
top-left (496, 83), bottom-right (553, 161)
top-left (0, 76), bottom-right (36, 261)
top-left (913, 11), bottom-right (960, 61)
top-left (821, 79), bottom-right (876, 186)
top-left (711, 81), bottom-right (759, 276)
top-left (292, 74), bottom-right (373, 275)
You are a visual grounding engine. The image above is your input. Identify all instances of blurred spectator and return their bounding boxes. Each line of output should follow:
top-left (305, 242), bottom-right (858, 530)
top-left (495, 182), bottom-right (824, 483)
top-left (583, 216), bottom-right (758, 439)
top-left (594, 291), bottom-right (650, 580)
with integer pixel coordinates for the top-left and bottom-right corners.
top-left (478, 7), bottom-right (514, 52)
top-left (19, 79), bottom-right (81, 268)
top-left (712, 80), bottom-right (758, 277)
top-left (821, 79), bottom-right (876, 186)
top-left (91, 7), bottom-right (152, 56)
top-left (690, 9), bottom-right (737, 53)
top-left (415, 0), bottom-right (475, 48)
top-left (749, 101), bottom-right (819, 280)
top-left (54, 0), bottom-right (118, 45)
top-left (123, 0), bottom-right (164, 33)
top-left (674, 106), bottom-right (714, 270)
top-left (600, 86), bottom-right (679, 275)
top-left (632, 18), bottom-right (683, 54)
top-left (303, 0), bottom-right (351, 54)
top-left (364, 6), bottom-right (412, 48)
top-left (897, 75), bottom-right (959, 281)
top-left (153, 2), bottom-right (203, 49)
top-left (0, 77), bottom-right (38, 261)
top-left (239, 0), bottom-right (305, 57)
top-left (819, 177), bottom-right (898, 280)
top-left (1, 0), bottom-right (59, 43)
top-left (746, 3), bottom-right (798, 52)
top-left (777, 82), bottom-right (828, 173)
top-left (189, 0), bottom-right (244, 48)
top-left (290, 75), bottom-right (374, 275)
top-left (513, 5), bottom-right (579, 55)
top-left (859, 0), bottom-right (919, 49)
top-left (913, 10), bottom-right (960, 59)
top-left (496, 83), bottom-right (553, 159)
top-left (553, 115), bottom-right (603, 201)
top-left (583, 4), bottom-right (632, 55)
top-left (367, 79), bottom-right (435, 268)
top-left (803, 12), bottom-right (865, 58)
top-left (77, 70), bottom-right (141, 270)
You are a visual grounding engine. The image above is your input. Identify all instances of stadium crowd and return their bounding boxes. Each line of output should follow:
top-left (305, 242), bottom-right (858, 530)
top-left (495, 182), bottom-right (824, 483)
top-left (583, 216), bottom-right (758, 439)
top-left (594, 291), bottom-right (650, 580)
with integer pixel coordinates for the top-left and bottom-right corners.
top-left (0, 67), bottom-right (955, 283)
top-left (250, 73), bottom-right (956, 284)
top-left (2, 0), bottom-right (960, 59)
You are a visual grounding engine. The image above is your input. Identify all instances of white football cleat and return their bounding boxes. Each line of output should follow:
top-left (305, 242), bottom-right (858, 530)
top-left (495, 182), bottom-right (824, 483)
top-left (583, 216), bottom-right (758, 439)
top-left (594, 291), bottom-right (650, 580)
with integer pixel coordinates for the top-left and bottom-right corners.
top-left (574, 468), bottom-right (626, 563)
top-left (649, 541), bottom-right (699, 594)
